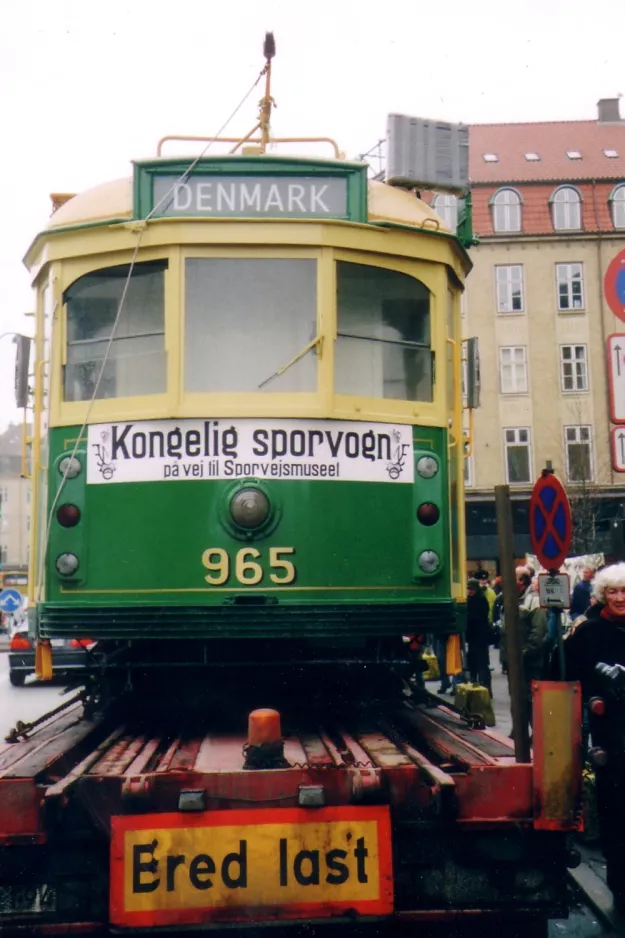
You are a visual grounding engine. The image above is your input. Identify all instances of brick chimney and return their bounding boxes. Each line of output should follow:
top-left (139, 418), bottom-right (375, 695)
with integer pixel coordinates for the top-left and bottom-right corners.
top-left (597, 98), bottom-right (622, 123)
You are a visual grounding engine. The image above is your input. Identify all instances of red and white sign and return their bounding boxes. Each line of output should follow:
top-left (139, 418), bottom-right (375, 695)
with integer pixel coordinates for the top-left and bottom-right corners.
top-left (607, 334), bottom-right (625, 424)
top-left (529, 473), bottom-right (572, 571)
top-left (611, 427), bottom-right (625, 472)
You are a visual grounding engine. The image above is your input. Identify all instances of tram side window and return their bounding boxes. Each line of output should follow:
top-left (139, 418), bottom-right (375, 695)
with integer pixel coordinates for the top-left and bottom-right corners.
top-left (64, 261), bottom-right (167, 402)
top-left (185, 259), bottom-right (316, 393)
top-left (335, 262), bottom-right (432, 401)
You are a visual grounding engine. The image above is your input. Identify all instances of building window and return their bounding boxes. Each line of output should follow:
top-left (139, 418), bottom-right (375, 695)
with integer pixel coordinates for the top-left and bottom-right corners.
top-left (610, 184), bottom-right (625, 229)
top-left (565, 426), bottom-right (593, 482)
top-left (491, 189), bottom-right (522, 233)
top-left (0, 545), bottom-right (7, 565)
top-left (0, 487), bottom-right (8, 505)
top-left (495, 265), bottom-right (524, 313)
top-left (551, 187), bottom-right (582, 231)
top-left (26, 517), bottom-right (31, 532)
top-left (500, 346), bottom-right (528, 394)
top-left (432, 193), bottom-right (458, 231)
top-left (464, 453), bottom-right (473, 487)
top-left (26, 489), bottom-right (31, 504)
top-left (556, 263), bottom-right (584, 311)
top-left (560, 345), bottom-right (588, 392)
top-left (504, 428), bottom-right (532, 484)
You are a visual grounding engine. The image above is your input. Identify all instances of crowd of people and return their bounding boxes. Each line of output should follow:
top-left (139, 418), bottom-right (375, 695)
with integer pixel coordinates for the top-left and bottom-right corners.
top-left (455, 561), bottom-right (625, 911)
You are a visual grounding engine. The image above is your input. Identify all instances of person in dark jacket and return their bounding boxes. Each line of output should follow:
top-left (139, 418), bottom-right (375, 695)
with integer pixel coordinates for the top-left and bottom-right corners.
top-left (554, 563), bottom-right (625, 909)
top-left (466, 578), bottom-right (491, 692)
top-left (569, 566), bottom-right (594, 620)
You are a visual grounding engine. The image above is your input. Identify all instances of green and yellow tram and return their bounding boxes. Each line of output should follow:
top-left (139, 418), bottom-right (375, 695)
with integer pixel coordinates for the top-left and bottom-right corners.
top-left (23, 61), bottom-right (471, 689)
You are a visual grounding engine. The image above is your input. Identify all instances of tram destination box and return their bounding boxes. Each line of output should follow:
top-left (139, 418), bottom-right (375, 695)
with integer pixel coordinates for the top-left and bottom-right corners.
top-left (386, 114), bottom-right (469, 194)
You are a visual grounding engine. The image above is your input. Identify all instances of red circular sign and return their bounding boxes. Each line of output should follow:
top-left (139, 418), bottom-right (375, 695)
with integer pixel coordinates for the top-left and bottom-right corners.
top-left (605, 249), bottom-right (625, 322)
top-left (529, 473), bottom-right (572, 571)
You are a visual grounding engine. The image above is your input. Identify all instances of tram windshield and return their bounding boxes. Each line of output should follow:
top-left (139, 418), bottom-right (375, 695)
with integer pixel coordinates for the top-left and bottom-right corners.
top-left (335, 262), bottom-right (432, 402)
top-left (185, 258), bottom-right (317, 393)
top-left (64, 261), bottom-right (167, 401)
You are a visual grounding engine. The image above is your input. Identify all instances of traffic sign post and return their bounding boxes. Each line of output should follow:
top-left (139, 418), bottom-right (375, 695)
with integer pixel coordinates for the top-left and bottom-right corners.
top-left (0, 588), bottom-right (23, 614)
top-left (605, 249), bottom-right (625, 323)
top-left (529, 470), bottom-right (572, 681)
top-left (607, 334), bottom-right (625, 423)
top-left (538, 573), bottom-right (571, 609)
top-left (611, 427), bottom-right (625, 472)
top-left (529, 470), bottom-right (573, 573)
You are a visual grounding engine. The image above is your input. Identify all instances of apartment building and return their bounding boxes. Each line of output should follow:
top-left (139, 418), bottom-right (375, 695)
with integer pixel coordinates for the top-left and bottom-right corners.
top-left (0, 423), bottom-right (30, 567)
top-left (433, 98), bottom-right (625, 560)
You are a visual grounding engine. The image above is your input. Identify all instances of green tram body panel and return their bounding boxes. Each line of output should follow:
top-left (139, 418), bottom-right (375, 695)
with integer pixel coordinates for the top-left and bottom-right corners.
top-left (41, 424), bottom-right (457, 640)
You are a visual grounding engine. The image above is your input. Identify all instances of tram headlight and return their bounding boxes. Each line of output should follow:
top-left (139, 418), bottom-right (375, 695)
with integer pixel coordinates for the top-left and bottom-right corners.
top-left (56, 553), bottom-right (80, 577)
top-left (418, 550), bottom-right (440, 574)
top-left (59, 456), bottom-right (81, 479)
top-left (230, 488), bottom-right (270, 529)
top-left (416, 456), bottom-right (438, 479)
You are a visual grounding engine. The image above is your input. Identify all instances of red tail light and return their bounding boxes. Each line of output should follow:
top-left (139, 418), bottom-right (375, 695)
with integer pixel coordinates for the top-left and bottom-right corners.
top-left (57, 504), bottom-right (81, 527)
top-left (417, 502), bottom-right (440, 526)
top-left (589, 697), bottom-right (606, 716)
top-left (69, 638), bottom-right (94, 648)
top-left (10, 633), bottom-right (32, 651)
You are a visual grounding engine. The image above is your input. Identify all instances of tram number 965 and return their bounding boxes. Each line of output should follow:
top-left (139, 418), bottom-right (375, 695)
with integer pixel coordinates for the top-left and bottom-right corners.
top-left (202, 547), bottom-right (296, 586)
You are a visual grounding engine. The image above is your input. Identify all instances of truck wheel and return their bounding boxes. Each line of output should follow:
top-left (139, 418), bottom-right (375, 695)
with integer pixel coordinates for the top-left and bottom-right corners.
top-left (9, 671), bottom-right (26, 687)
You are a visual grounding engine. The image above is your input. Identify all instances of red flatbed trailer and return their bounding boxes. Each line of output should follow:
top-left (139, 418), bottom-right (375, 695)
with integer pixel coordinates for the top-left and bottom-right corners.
top-left (0, 685), bottom-right (579, 936)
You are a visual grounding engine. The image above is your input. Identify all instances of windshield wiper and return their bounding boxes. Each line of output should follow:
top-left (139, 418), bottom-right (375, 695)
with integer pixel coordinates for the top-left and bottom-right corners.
top-left (257, 335), bottom-right (323, 389)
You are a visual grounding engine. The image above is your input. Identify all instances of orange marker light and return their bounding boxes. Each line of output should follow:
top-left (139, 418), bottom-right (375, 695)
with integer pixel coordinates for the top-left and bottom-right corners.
top-left (248, 708), bottom-right (282, 746)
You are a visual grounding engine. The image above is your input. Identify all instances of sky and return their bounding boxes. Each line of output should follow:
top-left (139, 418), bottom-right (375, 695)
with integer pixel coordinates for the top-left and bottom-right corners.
top-left (1, 0), bottom-right (624, 431)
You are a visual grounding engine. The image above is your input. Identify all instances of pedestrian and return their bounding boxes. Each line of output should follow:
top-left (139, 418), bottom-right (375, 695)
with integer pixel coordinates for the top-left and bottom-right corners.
top-left (515, 566), bottom-right (547, 728)
top-left (569, 566), bottom-right (594, 620)
top-left (466, 578), bottom-right (492, 692)
top-left (553, 563), bottom-right (625, 909)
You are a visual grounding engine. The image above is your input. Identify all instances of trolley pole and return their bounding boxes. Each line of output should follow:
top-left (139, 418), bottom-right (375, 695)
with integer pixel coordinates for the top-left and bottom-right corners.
top-left (495, 485), bottom-right (531, 763)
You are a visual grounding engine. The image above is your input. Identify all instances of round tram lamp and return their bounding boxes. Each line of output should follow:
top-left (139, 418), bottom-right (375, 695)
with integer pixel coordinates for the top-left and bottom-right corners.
top-left (418, 550), bottom-right (440, 574)
top-left (589, 697), bottom-right (606, 717)
top-left (58, 456), bottom-right (82, 479)
top-left (57, 504), bottom-right (81, 527)
top-left (416, 456), bottom-right (438, 479)
top-left (56, 553), bottom-right (80, 576)
top-left (417, 502), bottom-right (440, 526)
top-left (230, 488), bottom-right (270, 529)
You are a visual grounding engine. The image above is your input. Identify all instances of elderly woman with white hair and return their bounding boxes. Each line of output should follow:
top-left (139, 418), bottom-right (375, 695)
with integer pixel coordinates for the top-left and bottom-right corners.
top-left (559, 563), bottom-right (625, 694)
top-left (556, 562), bottom-right (625, 910)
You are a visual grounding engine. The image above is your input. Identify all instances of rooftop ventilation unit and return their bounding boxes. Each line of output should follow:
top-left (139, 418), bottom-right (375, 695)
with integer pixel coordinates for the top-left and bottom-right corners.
top-left (386, 114), bottom-right (469, 194)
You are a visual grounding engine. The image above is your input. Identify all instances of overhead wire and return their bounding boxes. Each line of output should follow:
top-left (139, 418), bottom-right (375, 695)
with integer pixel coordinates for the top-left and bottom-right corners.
top-left (36, 65), bottom-right (268, 605)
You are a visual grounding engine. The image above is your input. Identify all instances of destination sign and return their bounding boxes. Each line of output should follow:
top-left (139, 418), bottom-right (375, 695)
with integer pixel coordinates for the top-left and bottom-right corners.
top-left (152, 175), bottom-right (348, 219)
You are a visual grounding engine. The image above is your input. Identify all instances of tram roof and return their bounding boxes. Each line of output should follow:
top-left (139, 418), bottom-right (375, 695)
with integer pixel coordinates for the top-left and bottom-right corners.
top-left (43, 176), bottom-right (452, 233)
top-left (25, 158), bottom-right (471, 276)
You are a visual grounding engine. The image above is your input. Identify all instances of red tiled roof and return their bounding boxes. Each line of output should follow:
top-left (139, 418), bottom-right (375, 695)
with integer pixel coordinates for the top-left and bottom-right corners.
top-left (469, 120), bottom-right (625, 183)
top-left (472, 181), bottom-right (619, 237)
